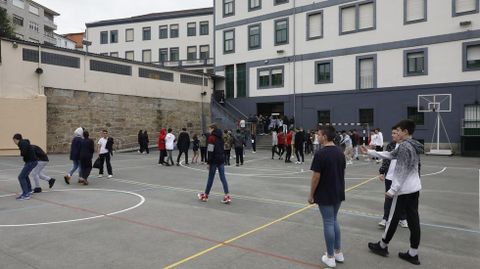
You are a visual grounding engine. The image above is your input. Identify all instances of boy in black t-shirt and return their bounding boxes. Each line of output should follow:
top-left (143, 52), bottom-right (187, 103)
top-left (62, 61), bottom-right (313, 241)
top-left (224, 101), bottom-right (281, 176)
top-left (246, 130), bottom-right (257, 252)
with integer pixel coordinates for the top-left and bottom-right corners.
top-left (309, 126), bottom-right (346, 268)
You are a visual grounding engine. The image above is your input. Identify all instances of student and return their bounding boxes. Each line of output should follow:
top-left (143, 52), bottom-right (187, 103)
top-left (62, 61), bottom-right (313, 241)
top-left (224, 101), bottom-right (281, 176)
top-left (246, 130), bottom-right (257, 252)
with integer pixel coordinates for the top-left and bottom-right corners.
top-left (137, 130), bottom-right (144, 153)
top-left (277, 129), bottom-right (286, 160)
top-left (79, 131), bottom-right (95, 185)
top-left (378, 128), bottom-right (408, 229)
top-left (233, 129), bottom-right (245, 166)
top-left (341, 131), bottom-right (354, 165)
top-left (165, 128), bottom-right (176, 166)
top-left (199, 133), bottom-right (208, 164)
top-left (198, 123), bottom-right (231, 204)
top-left (31, 144), bottom-right (56, 192)
top-left (251, 134), bottom-right (257, 153)
top-left (294, 127), bottom-right (305, 164)
top-left (65, 127), bottom-right (83, 184)
top-left (361, 119), bottom-right (423, 265)
top-left (143, 130), bottom-right (150, 154)
top-left (97, 130), bottom-right (113, 178)
top-left (285, 128), bottom-right (294, 163)
top-left (12, 134), bottom-right (37, 200)
top-left (271, 128), bottom-right (278, 160)
top-left (308, 126), bottom-right (346, 268)
top-left (157, 128), bottom-right (167, 165)
top-left (223, 130), bottom-right (233, 166)
top-left (176, 128), bottom-right (190, 166)
top-left (192, 134), bottom-right (200, 164)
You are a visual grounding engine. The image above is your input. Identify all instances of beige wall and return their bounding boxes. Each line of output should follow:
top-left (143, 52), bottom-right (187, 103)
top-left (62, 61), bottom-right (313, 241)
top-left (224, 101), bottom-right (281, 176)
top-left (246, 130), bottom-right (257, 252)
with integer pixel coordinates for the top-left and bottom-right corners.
top-left (0, 96), bottom-right (47, 156)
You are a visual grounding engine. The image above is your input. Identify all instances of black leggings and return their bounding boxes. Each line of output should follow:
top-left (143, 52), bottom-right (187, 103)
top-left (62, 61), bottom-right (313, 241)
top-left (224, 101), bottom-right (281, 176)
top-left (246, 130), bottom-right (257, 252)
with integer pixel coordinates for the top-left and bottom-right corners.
top-left (235, 147), bottom-right (244, 164)
top-left (80, 159), bottom-right (92, 179)
top-left (200, 147), bottom-right (207, 162)
top-left (295, 144), bottom-right (304, 162)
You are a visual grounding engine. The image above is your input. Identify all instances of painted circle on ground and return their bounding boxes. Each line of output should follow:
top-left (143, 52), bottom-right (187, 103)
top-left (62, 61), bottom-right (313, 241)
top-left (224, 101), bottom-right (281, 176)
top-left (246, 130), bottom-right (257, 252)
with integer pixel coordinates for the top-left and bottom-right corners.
top-left (0, 189), bottom-right (145, 227)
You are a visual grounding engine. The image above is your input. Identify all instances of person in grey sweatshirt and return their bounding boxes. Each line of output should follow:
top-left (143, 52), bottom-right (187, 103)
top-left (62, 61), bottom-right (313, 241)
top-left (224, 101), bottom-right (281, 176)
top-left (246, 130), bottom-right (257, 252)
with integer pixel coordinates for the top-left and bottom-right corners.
top-left (233, 129), bottom-right (246, 166)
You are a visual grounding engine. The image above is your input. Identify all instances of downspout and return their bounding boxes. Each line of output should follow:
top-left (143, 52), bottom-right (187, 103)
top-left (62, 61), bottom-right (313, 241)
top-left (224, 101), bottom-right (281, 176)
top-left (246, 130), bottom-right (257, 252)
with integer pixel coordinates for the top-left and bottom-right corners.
top-left (37, 43), bottom-right (42, 95)
top-left (292, 0), bottom-right (297, 124)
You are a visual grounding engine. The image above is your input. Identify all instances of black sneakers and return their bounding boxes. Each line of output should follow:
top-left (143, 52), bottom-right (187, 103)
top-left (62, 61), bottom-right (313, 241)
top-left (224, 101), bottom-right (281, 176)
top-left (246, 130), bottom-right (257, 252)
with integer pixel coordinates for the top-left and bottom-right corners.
top-left (33, 187), bottom-right (42, 193)
top-left (399, 251), bottom-right (421, 265)
top-left (48, 178), bottom-right (56, 188)
top-left (368, 241), bottom-right (389, 257)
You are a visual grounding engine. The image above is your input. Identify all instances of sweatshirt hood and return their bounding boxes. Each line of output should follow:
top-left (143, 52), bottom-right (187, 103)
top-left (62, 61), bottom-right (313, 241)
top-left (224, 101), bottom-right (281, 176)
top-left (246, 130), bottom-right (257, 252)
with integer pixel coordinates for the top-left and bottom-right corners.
top-left (160, 128), bottom-right (166, 136)
top-left (74, 127), bottom-right (83, 137)
top-left (212, 129), bottom-right (223, 138)
top-left (405, 138), bottom-right (424, 154)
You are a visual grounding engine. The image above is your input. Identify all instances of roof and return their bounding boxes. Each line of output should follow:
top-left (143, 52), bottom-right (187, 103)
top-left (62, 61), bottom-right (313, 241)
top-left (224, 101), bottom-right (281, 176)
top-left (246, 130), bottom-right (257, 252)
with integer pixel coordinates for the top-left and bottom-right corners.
top-left (86, 7), bottom-right (213, 28)
top-left (63, 32), bottom-right (85, 48)
top-left (28, 0), bottom-right (60, 16)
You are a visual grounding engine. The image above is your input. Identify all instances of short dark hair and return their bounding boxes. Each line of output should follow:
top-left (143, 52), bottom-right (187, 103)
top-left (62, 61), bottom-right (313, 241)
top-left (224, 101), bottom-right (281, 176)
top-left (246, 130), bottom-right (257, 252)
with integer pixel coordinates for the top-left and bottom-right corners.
top-left (167, 128), bottom-right (172, 133)
top-left (83, 131), bottom-right (90, 139)
top-left (209, 123), bottom-right (217, 129)
top-left (182, 128), bottom-right (186, 131)
top-left (393, 119), bottom-right (416, 135)
top-left (318, 126), bottom-right (336, 141)
top-left (102, 130), bottom-right (108, 133)
top-left (13, 133), bottom-right (22, 140)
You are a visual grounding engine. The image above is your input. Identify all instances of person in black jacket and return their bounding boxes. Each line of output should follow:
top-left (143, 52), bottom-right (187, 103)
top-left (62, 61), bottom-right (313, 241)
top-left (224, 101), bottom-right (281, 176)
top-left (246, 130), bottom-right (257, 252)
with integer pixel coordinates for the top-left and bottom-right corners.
top-left (197, 123), bottom-right (231, 204)
top-left (12, 133), bottom-right (37, 200)
top-left (138, 130), bottom-right (144, 153)
top-left (65, 127), bottom-right (83, 184)
top-left (143, 130), bottom-right (149, 154)
top-left (79, 131), bottom-right (95, 185)
top-left (294, 127), bottom-right (305, 164)
top-left (30, 145), bottom-right (56, 193)
top-left (176, 128), bottom-right (190, 166)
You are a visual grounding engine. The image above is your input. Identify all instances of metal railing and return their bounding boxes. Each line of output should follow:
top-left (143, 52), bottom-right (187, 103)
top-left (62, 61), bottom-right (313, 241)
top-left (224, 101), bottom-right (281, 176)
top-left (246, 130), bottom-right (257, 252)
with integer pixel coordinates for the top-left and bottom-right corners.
top-left (154, 58), bottom-right (214, 68)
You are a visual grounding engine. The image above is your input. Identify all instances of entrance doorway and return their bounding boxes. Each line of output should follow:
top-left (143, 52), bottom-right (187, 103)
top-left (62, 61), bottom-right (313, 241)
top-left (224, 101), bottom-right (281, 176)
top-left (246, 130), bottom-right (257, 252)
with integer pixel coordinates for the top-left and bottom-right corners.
top-left (257, 102), bottom-right (284, 117)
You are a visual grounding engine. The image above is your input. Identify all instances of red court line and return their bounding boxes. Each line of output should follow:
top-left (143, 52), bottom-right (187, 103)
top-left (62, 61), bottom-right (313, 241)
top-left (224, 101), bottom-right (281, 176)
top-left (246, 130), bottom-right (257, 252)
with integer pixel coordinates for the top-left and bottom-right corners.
top-left (0, 187), bottom-right (323, 269)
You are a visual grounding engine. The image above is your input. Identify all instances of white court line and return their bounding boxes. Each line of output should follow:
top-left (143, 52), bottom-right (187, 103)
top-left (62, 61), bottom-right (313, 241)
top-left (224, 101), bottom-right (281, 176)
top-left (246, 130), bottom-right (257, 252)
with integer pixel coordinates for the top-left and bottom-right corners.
top-left (0, 189), bottom-right (145, 227)
top-left (422, 167), bottom-right (447, 177)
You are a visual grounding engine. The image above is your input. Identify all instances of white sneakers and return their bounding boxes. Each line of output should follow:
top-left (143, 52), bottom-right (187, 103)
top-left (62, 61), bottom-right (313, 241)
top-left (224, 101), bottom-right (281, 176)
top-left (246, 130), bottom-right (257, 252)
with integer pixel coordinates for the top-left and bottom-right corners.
top-left (346, 160), bottom-right (353, 165)
top-left (322, 252), bottom-right (344, 268)
top-left (399, 220), bottom-right (409, 228)
top-left (378, 219), bottom-right (387, 228)
top-left (378, 219), bottom-right (408, 228)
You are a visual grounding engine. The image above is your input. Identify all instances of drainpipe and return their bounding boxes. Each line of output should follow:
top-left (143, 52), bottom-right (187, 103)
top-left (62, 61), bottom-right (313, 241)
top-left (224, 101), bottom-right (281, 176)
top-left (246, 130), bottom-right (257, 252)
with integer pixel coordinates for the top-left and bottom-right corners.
top-left (37, 44), bottom-right (42, 95)
top-left (292, 0), bottom-right (297, 125)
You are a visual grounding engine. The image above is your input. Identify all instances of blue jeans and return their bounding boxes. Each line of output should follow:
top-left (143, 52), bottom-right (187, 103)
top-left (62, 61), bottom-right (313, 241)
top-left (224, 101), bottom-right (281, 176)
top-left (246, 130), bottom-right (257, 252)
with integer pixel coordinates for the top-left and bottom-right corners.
top-left (205, 163), bottom-right (229, 195)
top-left (69, 160), bottom-right (81, 177)
top-left (319, 203), bottom-right (342, 256)
top-left (18, 161), bottom-right (37, 196)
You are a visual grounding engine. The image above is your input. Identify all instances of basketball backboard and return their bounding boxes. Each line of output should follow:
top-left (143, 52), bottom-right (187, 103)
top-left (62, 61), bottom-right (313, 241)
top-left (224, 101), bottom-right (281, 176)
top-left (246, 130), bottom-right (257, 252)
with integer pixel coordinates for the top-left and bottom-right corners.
top-left (418, 94), bottom-right (452, 113)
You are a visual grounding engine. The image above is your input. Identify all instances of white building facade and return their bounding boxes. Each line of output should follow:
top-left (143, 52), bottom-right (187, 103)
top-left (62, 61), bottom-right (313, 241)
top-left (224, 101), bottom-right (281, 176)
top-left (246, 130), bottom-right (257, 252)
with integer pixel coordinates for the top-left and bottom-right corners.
top-left (54, 33), bottom-right (76, 49)
top-left (214, 0), bottom-right (480, 152)
top-left (0, 0), bottom-right (59, 45)
top-left (85, 8), bottom-right (214, 72)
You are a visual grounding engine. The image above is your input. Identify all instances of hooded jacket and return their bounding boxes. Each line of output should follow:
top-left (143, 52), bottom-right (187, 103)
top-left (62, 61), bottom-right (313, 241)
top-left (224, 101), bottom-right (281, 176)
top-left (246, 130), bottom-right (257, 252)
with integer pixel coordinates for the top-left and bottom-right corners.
top-left (157, 129), bottom-right (166, 150)
top-left (207, 129), bottom-right (225, 165)
top-left (177, 131), bottom-right (190, 151)
top-left (18, 139), bottom-right (36, 163)
top-left (69, 127), bottom-right (83, 161)
top-left (233, 132), bottom-right (245, 148)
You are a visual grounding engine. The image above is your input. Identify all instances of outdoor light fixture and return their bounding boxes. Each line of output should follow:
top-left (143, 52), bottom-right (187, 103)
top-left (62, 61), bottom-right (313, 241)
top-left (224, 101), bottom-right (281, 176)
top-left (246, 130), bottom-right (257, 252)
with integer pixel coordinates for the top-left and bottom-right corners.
top-left (460, 21), bottom-right (472, 27)
top-left (12, 42), bottom-right (18, 48)
top-left (201, 91), bottom-right (207, 96)
top-left (35, 67), bottom-right (43, 74)
top-left (277, 49), bottom-right (285, 54)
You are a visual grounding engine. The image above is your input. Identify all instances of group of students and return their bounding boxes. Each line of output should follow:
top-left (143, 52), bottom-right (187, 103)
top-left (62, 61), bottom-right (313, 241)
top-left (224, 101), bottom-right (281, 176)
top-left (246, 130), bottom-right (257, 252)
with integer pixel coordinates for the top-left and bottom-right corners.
top-left (309, 119), bottom-right (424, 267)
top-left (157, 128), bottom-right (205, 166)
top-left (270, 127), bottom-right (307, 164)
top-left (137, 130), bottom-right (150, 154)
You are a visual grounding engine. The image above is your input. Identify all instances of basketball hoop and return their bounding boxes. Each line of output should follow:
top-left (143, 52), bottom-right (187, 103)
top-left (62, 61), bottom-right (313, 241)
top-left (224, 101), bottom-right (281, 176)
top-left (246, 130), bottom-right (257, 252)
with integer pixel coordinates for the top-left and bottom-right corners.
top-left (418, 94), bottom-right (453, 156)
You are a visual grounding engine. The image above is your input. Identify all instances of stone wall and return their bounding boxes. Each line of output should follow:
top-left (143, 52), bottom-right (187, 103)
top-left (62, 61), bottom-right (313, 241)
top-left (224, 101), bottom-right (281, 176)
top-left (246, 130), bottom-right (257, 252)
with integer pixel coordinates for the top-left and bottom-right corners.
top-left (45, 88), bottom-right (210, 153)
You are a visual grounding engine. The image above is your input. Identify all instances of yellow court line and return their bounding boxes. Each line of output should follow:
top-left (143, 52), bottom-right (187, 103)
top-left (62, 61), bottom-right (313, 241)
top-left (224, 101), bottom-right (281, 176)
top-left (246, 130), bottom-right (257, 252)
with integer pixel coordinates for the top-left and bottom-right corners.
top-left (163, 175), bottom-right (379, 269)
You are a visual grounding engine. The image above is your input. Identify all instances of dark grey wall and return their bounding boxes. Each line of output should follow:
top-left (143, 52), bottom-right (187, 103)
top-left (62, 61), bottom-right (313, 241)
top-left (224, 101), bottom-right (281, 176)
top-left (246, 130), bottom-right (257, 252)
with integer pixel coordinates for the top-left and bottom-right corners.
top-left (225, 81), bottom-right (480, 143)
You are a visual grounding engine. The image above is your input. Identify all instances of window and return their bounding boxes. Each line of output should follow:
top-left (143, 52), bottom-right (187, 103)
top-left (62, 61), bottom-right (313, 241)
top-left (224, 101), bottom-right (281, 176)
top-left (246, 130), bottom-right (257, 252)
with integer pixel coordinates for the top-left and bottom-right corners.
top-left (159, 25), bottom-right (168, 39)
top-left (170, 24), bottom-right (179, 38)
top-left (224, 29), bottom-right (235, 54)
top-left (223, 0), bottom-right (234, 17)
top-left (142, 27), bottom-right (151, 40)
top-left (28, 21), bottom-right (39, 32)
top-left (142, 50), bottom-right (151, 63)
top-left (125, 28), bottom-right (134, 42)
top-left (187, 46), bottom-right (197, 60)
top-left (200, 21), bottom-right (209, 35)
top-left (12, 15), bottom-right (23, 26)
top-left (307, 11), bottom-right (323, 40)
top-left (356, 55), bottom-right (376, 89)
top-left (318, 110), bottom-right (331, 124)
top-left (110, 52), bottom-right (119, 57)
top-left (275, 18), bottom-right (288, 45)
top-left (404, 48), bottom-right (428, 76)
top-left (453, 0), bottom-right (479, 16)
top-left (340, 1), bottom-right (375, 34)
top-left (237, 64), bottom-right (246, 97)
top-left (99, 53), bottom-right (109, 56)
top-left (249, 0), bottom-right (261, 11)
top-left (404, 0), bottom-right (427, 24)
top-left (258, 66), bottom-right (284, 89)
top-left (159, 48), bottom-right (168, 62)
top-left (100, 31), bottom-right (108, 44)
top-left (315, 60), bottom-right (333, 84)
top-left (359, 108), bottom-right (374, 126)
top-left (274, 0), bottom-right (289, 5)
top-left (110, 30), bottom-right (118, 43)
top-left (248, 24), bottom-right (261, 50)
top-left (225, 65), bottom-right (235, 98)
top-left (13, 0), bottom-right (24, 9)
top-left (464, 104), bottom-right (480, 128)
top-left (170, 47), bottom-right (179, 61)
top-left (200, 45), bottom-right (210, 60)
top-left (187, 22), bottom-right (196, 36)
top-left (125, 51), bottom-right (134, 61)
top-left (28, 5), bottom-right (38, 15)
top-left (463, 41), bottom-right (480, 71)
top-left (408, 107), bottom-right (425, 125)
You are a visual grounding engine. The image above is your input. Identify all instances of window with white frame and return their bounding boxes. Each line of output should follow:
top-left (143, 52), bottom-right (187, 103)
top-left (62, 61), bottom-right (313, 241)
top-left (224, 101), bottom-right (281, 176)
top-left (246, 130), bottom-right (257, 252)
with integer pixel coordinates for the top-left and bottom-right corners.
top-left (187, 46), bottom-right (197, 60)
top-left (275, 18), bottom-right (288, 45)
top-left (340, 1), bottom-right (375, 34)
top-left (453, 0), bottom-right (479, 16)
top-left (248, 24), bottom-right (261, 50)
top-left (100, 31), bottom-right (108, 44)
top-left (200, 21), bottom-right (209, 35)
top-left (159, 25), bottom-right (168, 39)
top-left (187, 22), bottom-right (196, 36)
top-left (275, 0), bottom-right (289, 5)
top-left (13, 15), bottom-right (23, 26)
top-left (200, 45), bottom-right (210, 60)
top-left (307, 12), bottom-right (323, 40)
top-left (258, 66), bottom-right (284, 89)
top-left (142, 50), bottom-right (152, 63)
top-left (110, 52), bottom-right (119, 58)
top-left (224, 0), bottom-right (234, 17)
top-left (13, 0), bottom-right (24, 9)
top-left (404, 0), bottom-right (426, 23)
top-left (249, 0), bottom-right (261, 10)
top-left (170, 24), bottom-right (179, 38)
top-left (464, 42), bottom-right (480, 71)
top-left (224, 29), bottom-right (235, 53)
top-left (29, 21), bottom-right (39, 32)
top-left (357, 55), bottom-right (376, 89)
top-left (125, 28), bottom-right (134, 42)
top-left (125, 51), bottom-right (134, 61)
top-left (28, 5), bottom-right (39, 15)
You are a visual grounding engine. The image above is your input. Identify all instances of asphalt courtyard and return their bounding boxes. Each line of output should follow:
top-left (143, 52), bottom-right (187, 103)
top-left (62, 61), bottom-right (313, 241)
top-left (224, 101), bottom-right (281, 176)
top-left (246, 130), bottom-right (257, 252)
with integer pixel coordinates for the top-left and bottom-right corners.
top-left (0, 149), bottom-right (478, 269)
